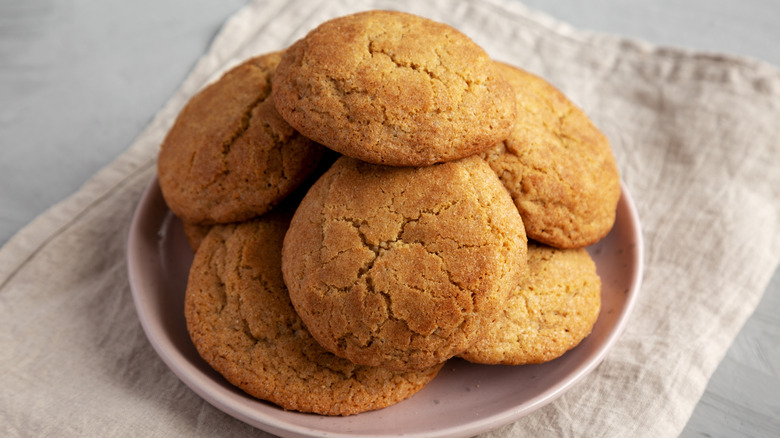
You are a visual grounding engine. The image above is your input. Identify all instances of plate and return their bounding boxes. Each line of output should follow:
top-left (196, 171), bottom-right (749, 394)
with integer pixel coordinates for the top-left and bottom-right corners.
top-left (127, 177), bottom-right (643, 438)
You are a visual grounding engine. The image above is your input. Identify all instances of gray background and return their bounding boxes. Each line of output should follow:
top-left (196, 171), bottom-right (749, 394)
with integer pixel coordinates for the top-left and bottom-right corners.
top-left (1, 0), bottom-right (778, 436)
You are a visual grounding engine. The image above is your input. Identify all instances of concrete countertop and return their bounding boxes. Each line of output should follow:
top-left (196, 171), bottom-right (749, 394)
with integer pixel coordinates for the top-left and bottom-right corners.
top-left (1, 1), bottom-right (778, 436)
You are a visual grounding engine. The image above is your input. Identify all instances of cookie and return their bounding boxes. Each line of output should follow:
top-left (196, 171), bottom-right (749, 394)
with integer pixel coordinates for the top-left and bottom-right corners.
top-left (273, 10), bottom-right (516, 166)
top-left (459, 241), bottom-right (601, 365)
top-left (281, 155), bottom-right (528, 371)
top-left (481, 63), bottom-right (620, 248)
top-left (184, 206), bottom-right (442, 416)
top-left (158, 51), bottom-right (325, 225)
top-left (182, 221), bottom-right (211, 252)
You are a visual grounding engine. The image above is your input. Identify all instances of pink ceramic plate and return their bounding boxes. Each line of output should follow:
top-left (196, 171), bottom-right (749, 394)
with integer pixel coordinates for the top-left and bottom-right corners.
top-left (127, 177), bottom-right (643, 438)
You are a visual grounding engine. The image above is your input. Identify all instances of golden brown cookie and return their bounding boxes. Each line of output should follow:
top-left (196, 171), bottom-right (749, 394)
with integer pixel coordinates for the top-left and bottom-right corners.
top-left (158, 51), bottom-right (325, 225)
top-left (281, 156), bottom-right (528, 371)
top-left (178, 147), bottom-right (341, 253)
top-left (184, 206), bottom-right (442, 416)
top-left (182, 221), bottom-right (211, 252)
top-left (273, 10), bottom-right (516, 166)
top-left (481, 63), bottom-right (620, 248)
top-left (459, 241), bottom-right (601, 365)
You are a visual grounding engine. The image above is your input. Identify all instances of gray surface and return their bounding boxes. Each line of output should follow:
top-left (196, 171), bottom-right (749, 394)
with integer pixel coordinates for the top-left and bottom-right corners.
top-left (0, 0), bottom-right (777, 436)
top-left (0, 0), bottom-right (248, 243)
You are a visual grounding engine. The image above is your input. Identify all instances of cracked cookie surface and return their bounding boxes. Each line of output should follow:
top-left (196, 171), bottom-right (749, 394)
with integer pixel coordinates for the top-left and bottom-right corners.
top-left (281, 156), bottom-right (528, 371)
top-left (459, 241), bottom-right (601, 365)
top-left (158, 52), bottom-right (325, 225)
top-left (184, 204), bottom-right (442, 416)
top-left (272, 10), bottom-right (516, 166)
top-left (481, 63), bottom-right (620, 248)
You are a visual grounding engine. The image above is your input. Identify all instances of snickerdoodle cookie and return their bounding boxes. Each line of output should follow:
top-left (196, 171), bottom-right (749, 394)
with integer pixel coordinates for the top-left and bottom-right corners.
top-left (281, 156), bottom-right (528, 371)
top-left (459, 241), bottom-right (601, 365)
top-left (184, 206), bottom-right (442, 416)
top-left (182, 221), bottom-right (211, 252)
top-left (273, 10), bottom-right (516, 166)
top-left (158, 51), bottom-right (325, 225)
top-left (481, 63), bottom-right (620, 248)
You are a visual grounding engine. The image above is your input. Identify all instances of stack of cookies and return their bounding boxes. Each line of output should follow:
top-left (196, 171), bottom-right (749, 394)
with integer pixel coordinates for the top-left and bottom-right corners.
top-left (157, 10), bottom-right (620, 416)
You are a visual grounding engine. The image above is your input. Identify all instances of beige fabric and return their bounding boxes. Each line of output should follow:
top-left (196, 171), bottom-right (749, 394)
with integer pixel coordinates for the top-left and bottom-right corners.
top-left (2, 0), bottom-right (779, 436)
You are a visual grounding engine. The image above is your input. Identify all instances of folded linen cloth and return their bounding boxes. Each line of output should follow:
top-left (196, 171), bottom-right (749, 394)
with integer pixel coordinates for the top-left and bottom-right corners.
top-left (1, 0), bottom-right (779, 436)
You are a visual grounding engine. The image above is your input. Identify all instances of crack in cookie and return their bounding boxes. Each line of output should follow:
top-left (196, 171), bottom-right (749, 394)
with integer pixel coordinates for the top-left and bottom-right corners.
top-left (272, 10), bottom-right (515, 166)
top-left (158, 51), bottom-right (325, 225)
top-left (185, 208), bottom-right (443, 416)
top-left (480, 62), bottom-right (620, 248)
top-left (282, 156), bottom-right (528, 371)
top-left (459, 241), bottom-right (601, 365)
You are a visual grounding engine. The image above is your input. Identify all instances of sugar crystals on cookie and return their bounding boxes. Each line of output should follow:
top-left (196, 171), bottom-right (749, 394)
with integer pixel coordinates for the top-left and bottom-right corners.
top-left (481, 63), bottom-right (620, 248)
top-left (281, 156), bottom-right (528, 371)
top-left (459, 241), bottom-right (601, 365)
top-left (273, 10), bottom-right (516, 166)
top-left (158, 52), bottom-right (326, 226)
top-left (185, 204), bottom-right (443, 416)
